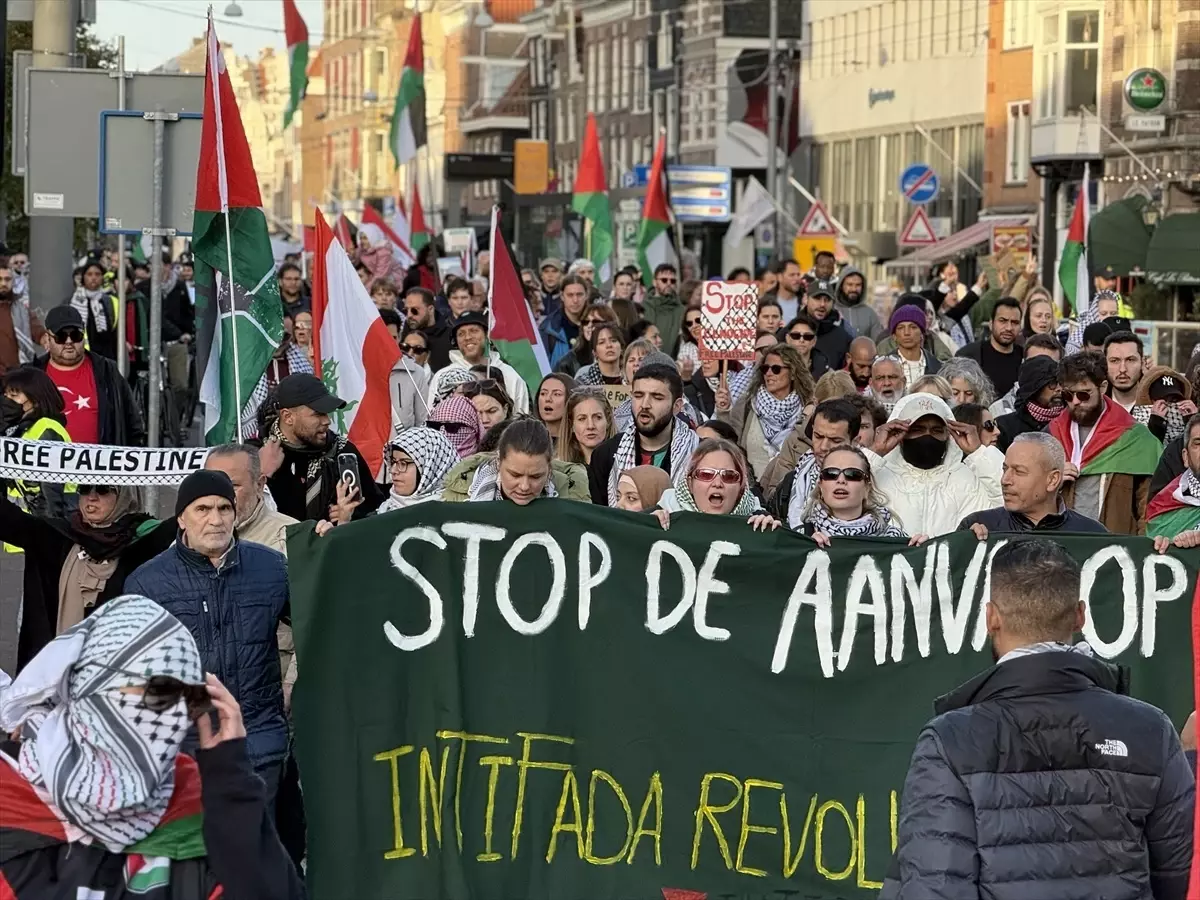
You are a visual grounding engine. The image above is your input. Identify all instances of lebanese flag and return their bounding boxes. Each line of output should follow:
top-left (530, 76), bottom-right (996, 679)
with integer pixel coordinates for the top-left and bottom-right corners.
top-left (310, 209), bottom-right (400, 475)
top-left (488, 205), bottom-right (549, 397)
top-left (636, 134), bottom-right (677, 287)
top-left (409, 181), bottom-right (429, 251)
top-left (361, 203), bottom-right (415, 268)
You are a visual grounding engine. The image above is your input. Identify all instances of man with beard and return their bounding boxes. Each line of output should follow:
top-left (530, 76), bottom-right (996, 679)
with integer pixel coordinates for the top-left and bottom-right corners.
top-left (862, 392), bottom-right (1003, 536)
top-left (834, 267), bottom-right (885, 341)
top-left (959, 432), bottom-right (1106, 536)
top-left (588, 362), bottom-right (699, 506)
top-left (803, 284), bottom-right (854, 370)
top-left (882, 539), bottom-right (1192, 900)
top-left (994, 355), bottom-right (1061, 452)
top-left (1148, 413), bottom-right (1200, 544)
top-left (136, 253), bottom-right (195, 433)
top-left (1047, 352), bottom-right (1160, 534)
top-left (263, 373), bottom-right (385, 522)
top-left (0, 262), bottom-right (44, 374)
top-left (1103, 330), bottom-right (1144, 412)
top-left (846, 336), bottom-right (875, 392)
top-left (868, 356), bottom-right (905, 413)
top-left (770, 258), bottom-right (804, 322)
top-left (425, 311), bottom-right (530, 414)
top-left (956, 297), bottom-right (1022, 397)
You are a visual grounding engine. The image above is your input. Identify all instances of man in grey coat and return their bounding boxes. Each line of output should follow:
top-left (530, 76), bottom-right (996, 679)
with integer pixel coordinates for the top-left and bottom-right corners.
top-left (882, 538), bottom-right (1194, 900)
top-left (834, 265), bottom-right (885, 342)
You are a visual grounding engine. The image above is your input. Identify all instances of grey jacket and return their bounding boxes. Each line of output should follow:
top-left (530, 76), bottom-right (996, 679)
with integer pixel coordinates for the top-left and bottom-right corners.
top-left (881, 651), bottom-right (1194, 900)
top-left (834, 266), bottom-right (886, 342)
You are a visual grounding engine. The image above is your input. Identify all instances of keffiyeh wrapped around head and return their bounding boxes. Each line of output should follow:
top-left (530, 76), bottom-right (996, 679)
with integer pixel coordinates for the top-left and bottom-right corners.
top-left (380, 427), bottom-right (459, 508)
top-left (433, 368), bottom-right (476, 404)
top-left (428, 394), bottom-right (484, 458)
top-left (0, 596), bottom-right (203, 852)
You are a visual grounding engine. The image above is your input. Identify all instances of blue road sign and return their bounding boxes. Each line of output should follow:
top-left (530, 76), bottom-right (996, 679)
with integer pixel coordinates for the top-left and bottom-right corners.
top-left (667, 165), bottom-right (732, 223)
top-left (899, 164), bottom-right (939, 205)
top-left (632, 164), bottom-right (651, 187)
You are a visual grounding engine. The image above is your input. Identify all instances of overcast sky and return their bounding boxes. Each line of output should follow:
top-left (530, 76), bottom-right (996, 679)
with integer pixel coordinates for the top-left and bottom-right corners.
top-left (93, 0), bottom-right (325, 72)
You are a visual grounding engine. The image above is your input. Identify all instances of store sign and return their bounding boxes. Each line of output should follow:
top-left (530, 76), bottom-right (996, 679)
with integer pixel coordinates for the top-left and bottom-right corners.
top-left (1126, 115), bottom-right (1166, 133)
top-left (868, 88), bottom-right (895, 108)
top-left (1124, 68), bottom-right (1167, 112)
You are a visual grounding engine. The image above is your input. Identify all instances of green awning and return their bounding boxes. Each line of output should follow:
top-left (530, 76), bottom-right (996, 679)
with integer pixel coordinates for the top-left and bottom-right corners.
top-left (1088, 195), bottom-right (1151, 276)
top-left (1146, 213), bottom-right (1200, 285)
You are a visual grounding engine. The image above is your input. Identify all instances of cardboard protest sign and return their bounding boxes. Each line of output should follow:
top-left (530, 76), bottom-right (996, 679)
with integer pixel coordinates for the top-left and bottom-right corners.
top-left (289, 505), bottom-right (1196, 900)
top-left (990, 224), bottom-right (1033, 269)
top-left (698, 281), bottom-right (758, 361)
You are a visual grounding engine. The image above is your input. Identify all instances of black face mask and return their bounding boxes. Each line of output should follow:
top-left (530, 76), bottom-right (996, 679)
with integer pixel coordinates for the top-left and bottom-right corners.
top-left (901, 435), bottom-right (946, 469)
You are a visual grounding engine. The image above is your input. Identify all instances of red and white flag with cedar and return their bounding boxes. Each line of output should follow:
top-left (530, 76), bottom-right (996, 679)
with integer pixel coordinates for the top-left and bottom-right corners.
top-left (310, 209), bottom-right (400, 475)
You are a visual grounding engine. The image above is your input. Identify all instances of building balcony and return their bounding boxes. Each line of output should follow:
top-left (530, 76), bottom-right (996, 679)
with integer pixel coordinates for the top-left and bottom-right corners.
top-left (1030, 115), bottom-right (1101, 166)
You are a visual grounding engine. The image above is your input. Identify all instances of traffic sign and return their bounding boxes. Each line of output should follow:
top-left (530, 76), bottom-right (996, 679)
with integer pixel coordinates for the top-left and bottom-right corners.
top-left (898, 208), bottom-right (939, 246)
top-left (99, 111), bottom-right (202, 236)
top-left (667, 165), bottom-right (732, 223)
top-left (797, 200), bottom-right (837, 237)
top-left (899, 164), bottom-right (940, 205)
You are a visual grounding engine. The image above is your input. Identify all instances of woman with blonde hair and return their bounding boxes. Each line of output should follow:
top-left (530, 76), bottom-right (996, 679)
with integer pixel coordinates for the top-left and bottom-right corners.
top-left (557, 389), bottom-right (615, 465)
top-left (715, 343), bottom-right (815, 479)
top-left (908, 373), bottom-right (954, 402)
top-left (813, 369), bottom-right (857, 403)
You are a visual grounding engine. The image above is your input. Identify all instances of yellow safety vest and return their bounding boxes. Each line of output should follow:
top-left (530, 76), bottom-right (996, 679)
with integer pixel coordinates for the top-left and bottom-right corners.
top-left (4, 417), bottom-right (75, 553)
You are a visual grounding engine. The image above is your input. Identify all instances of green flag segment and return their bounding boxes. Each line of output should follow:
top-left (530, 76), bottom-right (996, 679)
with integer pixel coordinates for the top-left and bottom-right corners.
top-left (572, 113), bottom-right (613, 283)
top-left (390, 14), bottom-right (426, 168)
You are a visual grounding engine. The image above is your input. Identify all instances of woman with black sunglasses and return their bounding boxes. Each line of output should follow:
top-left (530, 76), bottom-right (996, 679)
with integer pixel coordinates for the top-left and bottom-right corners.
top-left (0, 480), bottom-right (177, 670)
top-left (2, 365), bottom-right (74, 520)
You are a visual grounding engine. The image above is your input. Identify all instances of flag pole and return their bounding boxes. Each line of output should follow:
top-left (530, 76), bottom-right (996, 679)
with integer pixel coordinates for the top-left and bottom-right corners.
top-left (486, 203), bottom-right (498, 371)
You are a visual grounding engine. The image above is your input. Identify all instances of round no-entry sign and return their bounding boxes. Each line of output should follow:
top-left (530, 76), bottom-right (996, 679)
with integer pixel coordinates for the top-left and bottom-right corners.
top-left (900, 164), bottom-right (939, 205)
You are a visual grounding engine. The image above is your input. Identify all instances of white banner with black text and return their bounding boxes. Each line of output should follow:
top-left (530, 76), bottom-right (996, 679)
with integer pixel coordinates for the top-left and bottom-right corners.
top-left (0, 438), bottom-right (210, 485)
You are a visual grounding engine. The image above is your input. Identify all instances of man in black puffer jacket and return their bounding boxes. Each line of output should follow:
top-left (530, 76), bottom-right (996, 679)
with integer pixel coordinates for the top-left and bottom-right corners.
top-left (882, 538), bottom-right (1194, 900)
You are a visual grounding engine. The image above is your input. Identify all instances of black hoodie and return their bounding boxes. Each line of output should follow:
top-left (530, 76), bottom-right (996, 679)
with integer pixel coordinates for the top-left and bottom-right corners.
top-left (993, 355), bottom-right (1059, 452)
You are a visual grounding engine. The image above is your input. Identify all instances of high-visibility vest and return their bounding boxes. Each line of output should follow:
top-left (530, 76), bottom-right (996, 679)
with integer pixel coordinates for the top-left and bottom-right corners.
top-left (4, 417), bottom-right (75, 553)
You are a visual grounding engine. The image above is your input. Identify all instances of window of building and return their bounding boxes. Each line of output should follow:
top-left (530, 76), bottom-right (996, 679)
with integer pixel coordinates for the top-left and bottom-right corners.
top-left (619, 35), bottom-right (630, 109)
top-left (1005, 101), bottom-right (1031, 184)
top-left (656, 13), bottom-right (673, 70)
top-left (1063, 9), bottom-right (1099, 114)
top-left (853, 137), bottom-right (877, 232)
top-left (933, 0), bottom-right (948, 54)
top-left (666, 86), bottom-right (678, 157)
top-left (1037, 13), bottom-right (1060, 119)
top-left (555, 97), bottom-right (564, 145)
top-left (633, 0), bottom-right (650, 18)
top-left (1003, 0), bottom-right (1033, 48)
top-left (567, 98), bottom-right (577, 141)
top-left (652, 88), bottom-right (664, 141)
top-left (586, 44), bottom-right (597, 112)
top-left (633, 40), bottom-right (648, 112)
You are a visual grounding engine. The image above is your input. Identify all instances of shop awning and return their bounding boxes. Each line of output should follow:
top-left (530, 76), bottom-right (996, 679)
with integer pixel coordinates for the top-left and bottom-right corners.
top-left (1088, 196), bottom-right (1152, 277)
top-left (883, 215), bottom-right (1035, 267)
top-left (1146, 213), bottom-right (1200, 285)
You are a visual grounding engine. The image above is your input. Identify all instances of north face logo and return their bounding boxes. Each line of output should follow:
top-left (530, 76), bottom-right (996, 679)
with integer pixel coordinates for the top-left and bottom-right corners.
top-left (1094, 739), bottom-right (1129, 757)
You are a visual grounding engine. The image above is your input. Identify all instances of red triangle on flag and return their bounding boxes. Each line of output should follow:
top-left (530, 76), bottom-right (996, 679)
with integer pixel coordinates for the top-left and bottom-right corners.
top-left (489, 212), bottom-right (536, 344)
top-left (797, 200), bottom-right (837, 237)
top-left (643, 135), bottom-right (673, 225)
top-left (575, 113), bottom-right (606, 195)
top-left (283, 0), bottom-right (307, 46)
top-left (409, 181), bottom-right (428, 236)
top-left (403, 13), bottom-right (424, 74)
top-left (194, 14), bottom-right (262, 212)
top-left (661, 890), bottom-right (706, 900)
top-left (898, 207), bottom-right (939, 246)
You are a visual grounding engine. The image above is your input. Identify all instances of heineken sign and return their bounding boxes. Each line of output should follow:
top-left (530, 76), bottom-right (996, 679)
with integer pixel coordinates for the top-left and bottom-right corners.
top-left (1125, 68), bottom-right (1167, 111)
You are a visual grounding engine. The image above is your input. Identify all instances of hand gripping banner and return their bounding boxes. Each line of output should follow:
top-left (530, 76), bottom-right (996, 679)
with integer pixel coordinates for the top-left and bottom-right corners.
top-left (0, 438), bottom-right (210, 486)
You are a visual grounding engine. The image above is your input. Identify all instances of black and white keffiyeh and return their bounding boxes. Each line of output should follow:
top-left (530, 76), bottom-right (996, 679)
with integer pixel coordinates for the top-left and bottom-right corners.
top-left (801, 501), bottom-right (906, 538)
top-left (785, 451), bottom-right (822, 529)
top-left (69, 286), bottom-right (112, 333)
top-left (466, 456), bottom-right (559, 502)
top-left (1174, 468), bottom-right (1200, 508)
top-left (1066, 290), bottom-right (1120, 353)
top-left (378, 426), bottom-right (459, 510)
top-left (752, 387), bottom-right (802, 452)
top-left (573, 364), bottom-right (604, 387)
top-left (1132, 402), bottom-right (1188, 442)
top-left (606, 423), bottom-right (699, 506)
top-left (0, 595), bottom-right (202, 852)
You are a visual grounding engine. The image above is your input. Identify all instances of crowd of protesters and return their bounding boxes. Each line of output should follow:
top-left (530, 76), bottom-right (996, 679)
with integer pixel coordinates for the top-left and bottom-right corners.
top-left (0, 232), bottom-right (1196, 898)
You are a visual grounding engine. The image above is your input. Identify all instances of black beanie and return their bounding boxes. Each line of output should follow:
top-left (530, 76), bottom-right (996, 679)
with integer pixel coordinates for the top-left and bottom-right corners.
top-left (175, 470), bottom-right (236, 517)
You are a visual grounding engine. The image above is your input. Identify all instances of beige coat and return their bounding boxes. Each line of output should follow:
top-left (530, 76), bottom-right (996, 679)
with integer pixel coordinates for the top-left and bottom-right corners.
top-left (718, 395), bottom-right (776, 480)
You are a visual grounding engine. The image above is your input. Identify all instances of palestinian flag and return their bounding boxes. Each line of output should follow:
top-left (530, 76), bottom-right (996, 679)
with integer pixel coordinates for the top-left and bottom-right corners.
top-left (389, 14), bottom-right (426, 168)
top-left (282, 0), bottom-right (309, 129)
top-left (193, 11), bottom-right (283, 445)
top-left (488, 205), bottom-right (549, 397)
top-left (1145, 474), bottom-right (1200, 538)
top-left (572, 113), bottom-right (613, 284)
top-left (1047, 397), bottom-right (1161, 477)
top-left (335, 212), bottom-right (356, 253)
top-left (1058, 162), bottom-right (1090, 315)
top-left (362, 202), bottom-right (414, 268)
top-left (409, 180), bottom-right (429, 251)
top-left (311, 209), bottom-right (401, 475)
top-left (636, 134), bottom-right (677, 287)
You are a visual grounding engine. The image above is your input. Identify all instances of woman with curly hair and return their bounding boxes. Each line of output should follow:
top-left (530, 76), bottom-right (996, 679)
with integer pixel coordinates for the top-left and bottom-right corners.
top-left (938, 357), bottom-right (997, 411)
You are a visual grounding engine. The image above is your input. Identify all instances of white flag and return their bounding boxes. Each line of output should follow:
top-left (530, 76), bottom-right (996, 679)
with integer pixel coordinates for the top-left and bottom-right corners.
top-left (725, 176), bottom-right (776, 246)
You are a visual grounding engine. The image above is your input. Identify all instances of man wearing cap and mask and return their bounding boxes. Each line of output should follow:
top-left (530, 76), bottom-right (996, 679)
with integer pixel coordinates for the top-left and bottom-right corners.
top-left (260, 372), bottom-right (385, 523)
top-left (1130, 365), bottom-right (1197, 444)
top-left (994, 355), bottom-right (1062, 452)
top-left (125, 470), bottom-right (292, 801)
top-left (425, 310), bottom-right (531, 414)
top-left (33, 305), bottom-right (144, 445)
top-left (863, 392), bottom-right (1004, 536)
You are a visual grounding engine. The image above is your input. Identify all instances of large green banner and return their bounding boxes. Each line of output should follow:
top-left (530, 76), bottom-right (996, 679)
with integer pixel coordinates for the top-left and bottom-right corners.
top-left (288, 504), bottom-right (1196, 900)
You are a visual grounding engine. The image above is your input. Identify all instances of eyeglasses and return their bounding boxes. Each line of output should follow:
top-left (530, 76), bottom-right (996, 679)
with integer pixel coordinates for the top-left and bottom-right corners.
top-left (1061, 389), bottom-right (1093, 404)
top-left (788, 331), bottom-right (816, 342)
top-left (584, 317), bottom-right (608, 327)
top-left (54, 328), bottom-right (85, 344)
top-left (78, 484), bottom-right (117, 497)
top-left (430, 420), bottom-right (468, 434)
top-left (389, 457), bottom-right (416, 472)
top-left (401, 342), bottom-right (429, 355)
top-left (81, 662), bottom-right (212, 716)
top-left (691, 467), bottom-right (743, 485)
top-left (819, 466), bottom-right (867, 483)
top-left (762, 364), bottom-right (787, 375)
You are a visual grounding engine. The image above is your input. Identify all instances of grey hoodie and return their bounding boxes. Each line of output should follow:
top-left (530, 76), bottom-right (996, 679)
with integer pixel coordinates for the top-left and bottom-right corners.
top-left (834, 266), bottom-right (886, 342)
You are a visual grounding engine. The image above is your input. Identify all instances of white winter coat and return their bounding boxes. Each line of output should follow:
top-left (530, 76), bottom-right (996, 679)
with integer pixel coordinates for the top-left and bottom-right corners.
top-left (425, 350), bottom-right (531, 415)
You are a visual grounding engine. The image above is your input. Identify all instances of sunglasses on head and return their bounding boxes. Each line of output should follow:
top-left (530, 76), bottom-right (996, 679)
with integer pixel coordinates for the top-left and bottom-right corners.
top-left (691, 467), bottom-right (742, 485)
top-left (1061, 389), bottom-right (1093, 403)
top-left (78, 484), bottom-right (117, 497)
top-left (460, 379), bottom-right (500, 398)
top-left (54, 328), bottom-right (85, 344)
top-left (763, 364), bottom-right (787, 375)
top-left (82, 662), bottom-right (212, 716)
top-left (820, 466), bottom-right (867, 483)
top-left (789, 331), bottom-right (816, 342)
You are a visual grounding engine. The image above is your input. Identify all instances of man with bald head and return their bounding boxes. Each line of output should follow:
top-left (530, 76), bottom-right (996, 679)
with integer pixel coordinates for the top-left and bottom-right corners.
top-left (847, 337), bottom-right (875, 392)
top-left (959, 432), bottom-right (1107, 537)
top-left (868, 356), bottom-right (905, 412)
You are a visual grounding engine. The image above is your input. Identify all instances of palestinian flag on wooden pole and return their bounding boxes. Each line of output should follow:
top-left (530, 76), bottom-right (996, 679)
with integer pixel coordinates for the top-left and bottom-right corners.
top-left (572, 113), bottom-right (613, 284)
top-left (488, 205), bottom-right (549, 397)
top-left (409, 180), bottom-right (429, 251)
top-left (282, 0), bottom-right (309, 129)
top-left (636, 133), bottom-right (677, 286)
top-left (310, 209), bottom-right (401, 475)
top-left (194, 10), bottom-right (283, 445)
top-left (1058, 162), bottom-right (1090, 315)
top-left (389, 14), bottom-right (426, 168)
